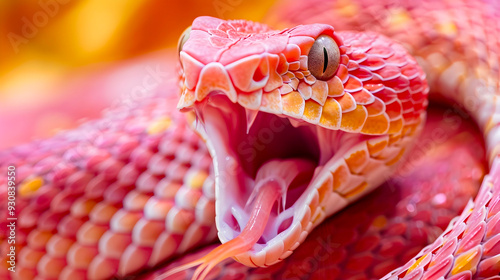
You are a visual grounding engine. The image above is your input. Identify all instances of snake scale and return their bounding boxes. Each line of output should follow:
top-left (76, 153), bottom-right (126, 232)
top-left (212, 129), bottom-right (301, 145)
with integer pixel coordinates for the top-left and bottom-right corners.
top-left (1, 0), bottom-right (499, 279)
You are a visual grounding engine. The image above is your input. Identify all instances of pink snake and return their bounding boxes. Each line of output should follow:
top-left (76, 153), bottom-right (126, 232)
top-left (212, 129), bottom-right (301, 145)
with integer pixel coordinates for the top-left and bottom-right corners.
top-left (1, 0), bottom-right (500, 279)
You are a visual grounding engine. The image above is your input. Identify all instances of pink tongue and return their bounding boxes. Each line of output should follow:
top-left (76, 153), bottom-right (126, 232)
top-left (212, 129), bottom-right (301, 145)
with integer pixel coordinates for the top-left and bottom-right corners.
top-left (246, 158), bottom-right (316, 212)
top-left (161, 158), bottom-right (315, 280)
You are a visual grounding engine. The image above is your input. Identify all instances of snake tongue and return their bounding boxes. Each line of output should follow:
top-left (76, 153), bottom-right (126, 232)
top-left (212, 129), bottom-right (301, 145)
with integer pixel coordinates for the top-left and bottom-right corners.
top-left (245, 159), bottom-right (316, 212)
top-left (162, 159), bottom-right (314, 280)
top-left (196, 95), bottom-right (320, 243)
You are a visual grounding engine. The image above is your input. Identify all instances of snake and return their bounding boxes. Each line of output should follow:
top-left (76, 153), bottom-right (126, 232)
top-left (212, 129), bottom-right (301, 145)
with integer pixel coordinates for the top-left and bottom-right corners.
top-left (0, 0), bottom-right (499, 279)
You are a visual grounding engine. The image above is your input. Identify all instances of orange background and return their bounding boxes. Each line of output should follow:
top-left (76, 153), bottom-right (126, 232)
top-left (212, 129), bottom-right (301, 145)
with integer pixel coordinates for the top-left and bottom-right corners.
top-left (0, 0), bottom-right (276, 149)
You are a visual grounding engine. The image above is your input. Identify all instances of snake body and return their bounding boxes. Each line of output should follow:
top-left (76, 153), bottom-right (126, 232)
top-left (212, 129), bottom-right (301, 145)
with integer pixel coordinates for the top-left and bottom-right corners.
top-left (1, 0), bottom-right (500, 279)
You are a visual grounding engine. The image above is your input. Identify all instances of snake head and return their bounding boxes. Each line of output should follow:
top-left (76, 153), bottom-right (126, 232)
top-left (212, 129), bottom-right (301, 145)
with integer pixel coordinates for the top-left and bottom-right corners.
top-left (174, 16), bottom-right (428, 274)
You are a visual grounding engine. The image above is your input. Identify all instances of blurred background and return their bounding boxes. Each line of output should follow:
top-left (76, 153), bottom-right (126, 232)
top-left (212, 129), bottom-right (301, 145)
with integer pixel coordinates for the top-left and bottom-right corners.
top-left (0, 0), bottom-right (276, 149)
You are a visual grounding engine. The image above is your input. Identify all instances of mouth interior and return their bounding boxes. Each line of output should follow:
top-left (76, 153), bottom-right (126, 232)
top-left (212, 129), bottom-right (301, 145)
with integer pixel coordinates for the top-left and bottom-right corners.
top-left (196, 94), bottom-right (328, 248)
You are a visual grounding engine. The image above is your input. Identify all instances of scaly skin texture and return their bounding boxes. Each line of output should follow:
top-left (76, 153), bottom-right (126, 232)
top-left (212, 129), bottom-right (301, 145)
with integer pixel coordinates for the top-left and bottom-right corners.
top-left (176, 17), bottom-right (429, 269)
top-left (0, 84), bottom-right (218, 279)
top-left (0, 1), bottom-right (499, 280)
top-left (266, 0), bottom-right (500, 162)
top-left (139, 106), bottom-right (488, 279)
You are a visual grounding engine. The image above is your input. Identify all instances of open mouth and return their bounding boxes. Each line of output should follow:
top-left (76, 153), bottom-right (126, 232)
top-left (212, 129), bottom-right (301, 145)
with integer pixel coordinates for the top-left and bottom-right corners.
top-left (193, 93), bottom-right (353, 264)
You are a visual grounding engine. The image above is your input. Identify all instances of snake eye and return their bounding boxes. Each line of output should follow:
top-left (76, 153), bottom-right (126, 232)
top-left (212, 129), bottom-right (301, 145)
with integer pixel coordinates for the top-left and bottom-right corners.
top-left (178, 26), bottom-right (191, 54)
top-left (307, 35), bottom-right (340, 81)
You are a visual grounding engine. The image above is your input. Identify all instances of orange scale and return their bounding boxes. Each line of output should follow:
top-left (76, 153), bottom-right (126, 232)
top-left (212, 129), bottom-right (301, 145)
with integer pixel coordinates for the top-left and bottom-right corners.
top-left (340, 105), bottom-right (368, 132)
top-left (37, 255), bottom-right (66, 279)
top-left (344, 75), bottom-right (363, 92)
top-left (100, 232), bottom-right (132, 259)
top-left (288, 61), bottom-right (301, 71)
top-left (327, 76), bottom-right (345, 97)
top-left (303, 99), bottom-right (323, 123)
top-left (132, 219), bottom-right (165, 247)
top-left (260, 89), bottom-right (282, 113)
top-left (294, 71), bottom-right (305, 80)
top-left (311, 80), bottom-right (328, 105)
top-left (166, 207), bottom-right (195, 234)
top-left (360, 55), bottom-right (385, 70)
top-left (319, 98), bottom-right (341, 128)
top-left (119, 245), bottom-right (152, 276)
top-left (70, 198), bottom-right (97, 218)
top-left (365, 98), bottom-right (386, 116)
top-left (155, 179), bottom-right (182, 200)
top-left (282, 90), bottom-right (305, 117)
top-left (13, 267), bottom-right (36, 280)
top-left (110, 210), bottom-right (142, 233)
top-left (335, 93), bottom-right (357, 112)
top-left (46, 235), bottom-right (74, 257)
top-left (388, 118), bottom-right (404, 134)
top-left (350, 88), bottom-right (375, 105)
top-left (88, 255), bottom-right (119, 280)
top-left (60, 267), bottom-right (87, 280)
top-left (451, 245), bottom-right (482, 275)
top-left (337, 64), bottom-right (349, 83)
top-left (18, 247), bottom-right (44, 268)
top-left (89, 203), bottom-right (118, 225)
top-left (27, 229), bottom-right (52, 250)
top-left (304, 74), bottom-right (316, 85)
top-left (123, 190), bottom-right (151, 212)
top-left (77, 222), bottom-right (108, 245)
top-left (149, 233), bottom-right (179, 265)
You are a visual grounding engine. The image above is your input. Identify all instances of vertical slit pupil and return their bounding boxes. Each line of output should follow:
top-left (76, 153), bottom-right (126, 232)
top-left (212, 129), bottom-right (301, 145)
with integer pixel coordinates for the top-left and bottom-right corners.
top-left (322, 47), bottom-right (328, 74)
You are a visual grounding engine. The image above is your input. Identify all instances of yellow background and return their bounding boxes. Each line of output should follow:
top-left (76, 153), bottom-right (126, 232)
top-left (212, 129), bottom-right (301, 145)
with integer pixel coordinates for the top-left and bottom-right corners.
top-left (0, 0), bottom-right (276, 148)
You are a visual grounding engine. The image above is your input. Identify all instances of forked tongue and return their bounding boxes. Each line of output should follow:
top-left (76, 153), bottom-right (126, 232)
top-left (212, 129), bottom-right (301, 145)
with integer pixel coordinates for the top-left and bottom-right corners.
top-left (160, 158), bottom-right (316, 280)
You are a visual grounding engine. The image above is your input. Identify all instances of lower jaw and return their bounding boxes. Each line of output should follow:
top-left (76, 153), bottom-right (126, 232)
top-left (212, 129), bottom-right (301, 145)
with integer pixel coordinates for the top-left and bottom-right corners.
top-left (195, 97), bottom-right (400, 266)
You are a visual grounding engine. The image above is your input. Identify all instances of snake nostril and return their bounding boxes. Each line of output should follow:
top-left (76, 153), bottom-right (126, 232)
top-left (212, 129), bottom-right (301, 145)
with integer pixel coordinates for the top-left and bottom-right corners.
top-left (253, 64), bottom-right (266, 82)
top-left (252, 60), bottom-right (268, 83)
